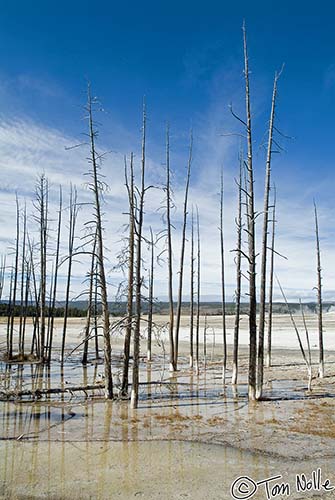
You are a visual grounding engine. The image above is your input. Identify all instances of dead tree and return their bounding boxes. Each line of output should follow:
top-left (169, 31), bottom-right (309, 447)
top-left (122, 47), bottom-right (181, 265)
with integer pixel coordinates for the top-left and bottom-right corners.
top-left (39, 176), bottom-right (48, 362)
top-left (60, 185), bottom-right (78, 363)
top-left (314, 201), bottom-right (324, 378)
top-left (203, 314), bottom-right (208, 368)
top-left (7, 195), bottom-right (20, 359)
top-left (47, 263), bottom-right (54, 351)
top-left (34, 174), bottom-right (49, 362)
top-left (121, 153), bottom-right (135, 396)
top-left (86, 82), bottom-right (113, 399)
top-left (93, 260), bottom-right (99, 358)
top-left (18, 204), bottom-right (27, 358)
top-left (278, 278), bottom-right (312, 390)
top-left (47, 186), bottom-right (62, 363)
top-left (22, 258), bottom-right (31, 356)
top-left (232, 156), bottom-right (243, 385)
top-left (165, 124), bottom-right (175, 372)
top-left (219, 169), bottom-right (227, 383)
top-left (147, 227), bottom-right (154, 362)
top-left (300, 299), bottom-right (313, 391)
top-left (195, 207), bottom-right (201, 375)
top-left (256, 70), bottom-right (281, 399)
top-left (0, 256), bottom-right (5, 302)
top-left (28, 236), bottom-right (40, 357)
top-left (6, 268), bottom-right (14, 358)
top-left (82, 229), bottom-right (97, 364)
top-left (189, 208), bottom-right (195, 368)
top-left (242, 23), bottom-right (257, 401)
top-left (131, 100), bottom-right (147, 409)
top-left (266, 187), bottom-right (276, 368)
top-left (174, 131), bottom-right (192, 369)
top-left (0, 256), bottom-right (5, 336)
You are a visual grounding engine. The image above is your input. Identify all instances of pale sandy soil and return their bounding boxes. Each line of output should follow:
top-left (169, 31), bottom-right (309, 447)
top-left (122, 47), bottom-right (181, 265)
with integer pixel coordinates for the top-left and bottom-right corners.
top-left (1, 314), bottom-right (335, 499)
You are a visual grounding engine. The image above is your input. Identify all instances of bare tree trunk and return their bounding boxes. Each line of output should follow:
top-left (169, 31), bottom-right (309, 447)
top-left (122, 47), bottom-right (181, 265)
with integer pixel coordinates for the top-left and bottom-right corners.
top-left (166, 125), bottom-right (175, 372)
top-left (232, 156), bottom-right (243, 385)
top-left (82, 230), bottom-right (97, 364)
top-left (211, 326), bottom-right (216, 361)
top-left (61, 185), bottom-right (78, 363)
top-left (87, 82), bottom-right (113, 399)
top-left (189, 209), bottom-right (194, 369)
top-left (300, 299), bottom-right (312, 391)
top-left (242, 23), bottom-right (257, 401)
top-left (220, 170), bottom-right (227, 384)
top-left (147, 227), bottom-right (154, 362)
top-left (48, 186), bottom-right (62, 363)
top-left (174, 132), bottom-right (192, 369)
top-left (28, 237), bottom-right (40, 357)
top-left (0, 255), bottom-right (5, 301)
top-left (0, 256), bottom-right (5, 346)
top-left (195, 207), bottom-right (201, 375)
top-left (19, 204), bottom-right (27, 358)
top-left (8, 196), bottom-right (20, 359)
top-left (22, 259), bottom-right (31, 355)
top-left (94, 260), bottom-right (99, 358)
top-left (278, 278), bottom-right (311, 383)
top-left (203, 314), bottom-right (207, 369)
top-left (121, 153), bottom-right (135, 395)
top-left (6, 268), bottom-right (14, 359)
top-left (35, 174), bottom-right (49, 362)
top-left (266, 187), bottom-right (276, 368)
top-left (256, 71), bottom-right (280, 400)
top-left (46, 263), bottom-right (54, 355)
top-left (131, 100), bottom-right (146, 409)
top-left (314, 201), bottom-right (324, 378)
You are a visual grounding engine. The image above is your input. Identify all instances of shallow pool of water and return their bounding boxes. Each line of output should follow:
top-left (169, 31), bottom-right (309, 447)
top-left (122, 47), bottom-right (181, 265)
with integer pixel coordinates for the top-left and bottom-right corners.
top-left (1, 439), bottom-right (335, 499)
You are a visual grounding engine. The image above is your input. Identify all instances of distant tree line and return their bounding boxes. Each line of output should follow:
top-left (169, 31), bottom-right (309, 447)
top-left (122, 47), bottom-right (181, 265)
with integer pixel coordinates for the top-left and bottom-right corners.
top-left (0, 301), bottom-right (331, 318)
top-left (0, 303), bottom-right (101, 318)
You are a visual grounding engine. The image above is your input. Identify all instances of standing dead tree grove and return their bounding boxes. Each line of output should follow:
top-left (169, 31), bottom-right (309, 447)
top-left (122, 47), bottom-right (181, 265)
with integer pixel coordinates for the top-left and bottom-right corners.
top-left (4, 23), bottom-right (332, 415)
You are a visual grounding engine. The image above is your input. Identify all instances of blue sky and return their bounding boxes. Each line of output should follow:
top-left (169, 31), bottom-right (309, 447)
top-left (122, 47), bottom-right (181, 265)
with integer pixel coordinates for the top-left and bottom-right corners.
top-left (0, 1), bottom-right (335, 301)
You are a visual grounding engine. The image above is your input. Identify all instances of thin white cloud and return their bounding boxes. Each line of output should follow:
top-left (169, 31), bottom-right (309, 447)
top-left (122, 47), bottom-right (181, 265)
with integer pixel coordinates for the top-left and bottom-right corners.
top-left (0, 110), bottom-right (334, 306)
